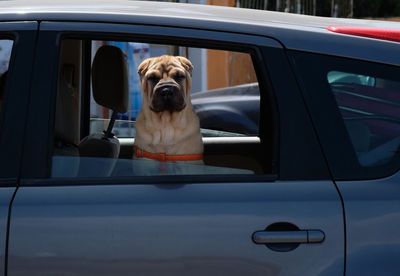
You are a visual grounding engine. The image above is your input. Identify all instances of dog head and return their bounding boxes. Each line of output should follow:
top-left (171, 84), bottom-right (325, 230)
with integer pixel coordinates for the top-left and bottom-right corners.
top-left (138, 55), bottom-right (193, 113)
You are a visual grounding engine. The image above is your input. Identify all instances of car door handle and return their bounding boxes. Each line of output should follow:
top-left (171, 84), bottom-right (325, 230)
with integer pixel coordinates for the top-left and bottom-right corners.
top-left (252, 230), bottom-right (325, 244)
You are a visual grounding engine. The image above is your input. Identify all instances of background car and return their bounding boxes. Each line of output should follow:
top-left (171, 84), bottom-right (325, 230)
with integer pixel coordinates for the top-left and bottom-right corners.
top-left (192, 82), bottom-right (260, 135)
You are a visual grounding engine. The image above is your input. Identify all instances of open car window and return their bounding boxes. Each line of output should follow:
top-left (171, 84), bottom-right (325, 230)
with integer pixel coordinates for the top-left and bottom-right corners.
top-left (51, 38), bottom-right (270, 179)
top-left (89, 41), bottom-right (259, 138)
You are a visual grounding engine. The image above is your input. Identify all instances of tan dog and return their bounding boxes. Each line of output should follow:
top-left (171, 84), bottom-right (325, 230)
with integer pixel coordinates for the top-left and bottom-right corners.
top-left (133, 55), bottom-right (203, 162)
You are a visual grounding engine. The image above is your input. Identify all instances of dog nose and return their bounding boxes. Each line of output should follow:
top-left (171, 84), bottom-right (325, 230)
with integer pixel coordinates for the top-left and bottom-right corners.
top-left (161, 87), bottom-right (174, 98)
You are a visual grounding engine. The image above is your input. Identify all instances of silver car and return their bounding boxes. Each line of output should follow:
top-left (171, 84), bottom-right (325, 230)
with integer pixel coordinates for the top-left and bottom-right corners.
top-left (0, 1), bottom-right (399, 275)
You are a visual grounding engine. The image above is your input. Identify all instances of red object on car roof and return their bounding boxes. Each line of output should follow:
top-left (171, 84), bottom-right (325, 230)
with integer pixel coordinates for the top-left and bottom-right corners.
top-left (327, 26), bottom-right (400, 43)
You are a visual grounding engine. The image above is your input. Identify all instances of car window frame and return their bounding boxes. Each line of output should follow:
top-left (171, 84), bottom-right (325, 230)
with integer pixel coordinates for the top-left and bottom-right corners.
top-left (57, 24), bottom-right (277, 182)
top-left (20, 20), bottom-right (328, 184)
top-left (0, 22), bottom-right (38, 182)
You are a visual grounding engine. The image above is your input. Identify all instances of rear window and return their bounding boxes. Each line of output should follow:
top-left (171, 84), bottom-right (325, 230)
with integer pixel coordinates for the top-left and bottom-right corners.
top-left (328, 71), bottom-right (400, 167)
top-left (290, 51), bottom-right (400, 180)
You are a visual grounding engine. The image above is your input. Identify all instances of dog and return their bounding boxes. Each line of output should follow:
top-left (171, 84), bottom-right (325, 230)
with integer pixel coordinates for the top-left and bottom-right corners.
top-left (133, 55), bottom-right (203, 163)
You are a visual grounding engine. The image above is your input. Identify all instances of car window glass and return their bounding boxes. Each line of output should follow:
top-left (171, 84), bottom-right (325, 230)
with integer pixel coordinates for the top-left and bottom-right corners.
top-left (0, 40), bottom-right (13, 114)
top-left (328, 71), bottom-right (400, 167)
top-left (51, 39), bottom-right (268, 179)
top-left (290, 51), bottom-right (400, 179)
top-left (327, 71), bottom-right (376, 87)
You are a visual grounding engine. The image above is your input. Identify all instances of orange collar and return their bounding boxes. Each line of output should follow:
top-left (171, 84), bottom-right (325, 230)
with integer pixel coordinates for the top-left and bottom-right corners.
top-left (134, 146), bottom-right (203, 162)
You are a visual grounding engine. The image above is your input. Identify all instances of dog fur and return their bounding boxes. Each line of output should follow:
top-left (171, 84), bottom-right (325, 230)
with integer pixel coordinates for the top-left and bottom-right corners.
top-left (133, 55), bottom-right (203, 159)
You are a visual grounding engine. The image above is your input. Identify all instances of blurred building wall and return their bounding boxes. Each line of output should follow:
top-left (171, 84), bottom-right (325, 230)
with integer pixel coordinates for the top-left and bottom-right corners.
top-left (206, 0), bottom-right (258, 90)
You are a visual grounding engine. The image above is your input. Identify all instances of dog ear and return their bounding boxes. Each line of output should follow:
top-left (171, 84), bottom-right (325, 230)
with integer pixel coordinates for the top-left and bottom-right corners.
top-left (137, 58), bottom-right (152, 86)
top-left (176, 56), bottom-right (194, 76)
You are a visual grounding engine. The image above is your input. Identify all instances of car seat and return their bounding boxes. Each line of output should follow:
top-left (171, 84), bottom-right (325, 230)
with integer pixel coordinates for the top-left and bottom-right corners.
top-left (52, 64), bottom-right (81, 177)
top-left (78, 45), bottom-right (128, 176)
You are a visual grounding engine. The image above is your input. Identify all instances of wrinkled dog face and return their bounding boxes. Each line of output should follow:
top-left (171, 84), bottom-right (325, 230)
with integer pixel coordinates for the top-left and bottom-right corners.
top-left (138, 55), bottom-right (193, 113)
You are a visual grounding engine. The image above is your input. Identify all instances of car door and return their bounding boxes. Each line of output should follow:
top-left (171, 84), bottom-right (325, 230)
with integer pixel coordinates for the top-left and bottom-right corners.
top-left (0, 22), bottom-right (37, 276)
top-left (290, 50), bottom-right (400, 275)
top-left (7, 21), bottom-right (345, 276)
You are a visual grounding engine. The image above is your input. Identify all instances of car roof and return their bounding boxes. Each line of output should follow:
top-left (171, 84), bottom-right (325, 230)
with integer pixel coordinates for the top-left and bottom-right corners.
top-left (0, 0), bottom-right (398, 28)
top-left (1, 0), bottom-right (400, 66)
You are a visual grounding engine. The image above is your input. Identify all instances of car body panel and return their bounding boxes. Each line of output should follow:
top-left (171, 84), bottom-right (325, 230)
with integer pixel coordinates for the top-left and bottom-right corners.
top-left (9, 181), bottom-right (344, 276)
top-left (0, 187), bottom-right (15, 276)
top-left (337, 171), bottom-right (400, 275)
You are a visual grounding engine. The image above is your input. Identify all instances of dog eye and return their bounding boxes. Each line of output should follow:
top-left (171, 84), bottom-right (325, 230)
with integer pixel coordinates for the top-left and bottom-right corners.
top-left (147, 76), bottom-right (159, 83)
top-left (174, 75), bottom-right (185, 82)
